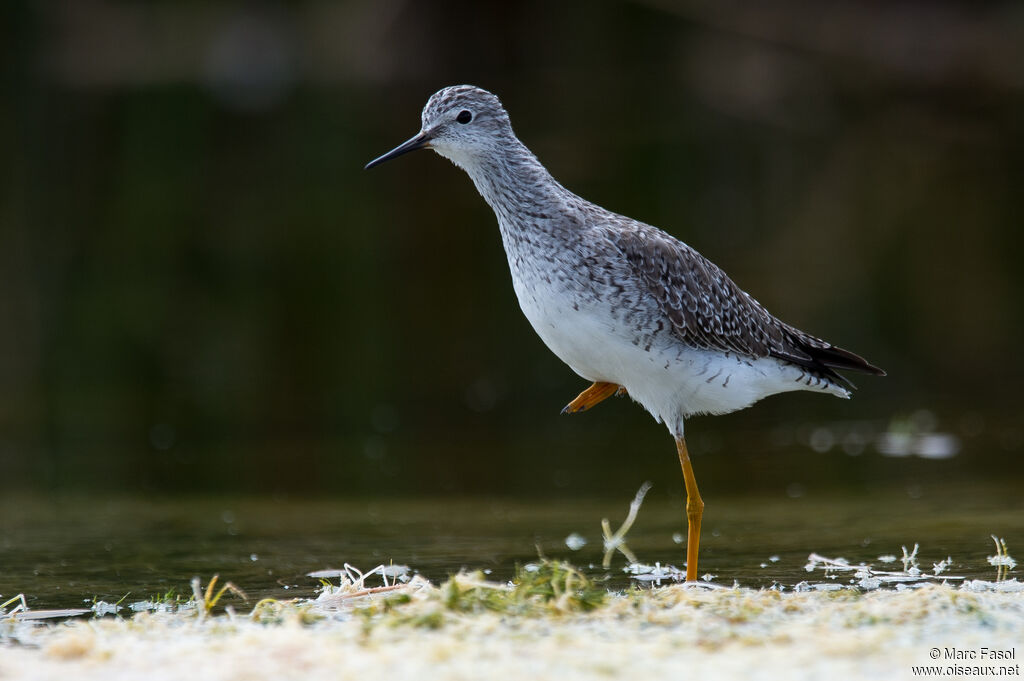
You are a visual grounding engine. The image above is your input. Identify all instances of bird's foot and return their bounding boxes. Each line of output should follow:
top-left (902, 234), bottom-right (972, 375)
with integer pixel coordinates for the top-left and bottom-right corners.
top-left (561, 381), bottom-right (624, 414)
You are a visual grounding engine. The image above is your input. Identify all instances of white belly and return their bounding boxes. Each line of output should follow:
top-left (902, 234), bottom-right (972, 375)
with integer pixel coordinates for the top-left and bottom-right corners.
top-left (511, 273), bottom-right (848, 438)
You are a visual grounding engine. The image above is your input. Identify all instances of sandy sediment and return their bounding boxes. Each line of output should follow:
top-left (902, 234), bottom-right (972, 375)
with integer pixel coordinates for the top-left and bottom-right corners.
top-left (3, 566), bottom-right (1021, 681)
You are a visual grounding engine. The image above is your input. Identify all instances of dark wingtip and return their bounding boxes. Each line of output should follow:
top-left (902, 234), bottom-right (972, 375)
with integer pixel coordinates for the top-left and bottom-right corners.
top-left (774, 340), bottom-right (885, 390)
top-left (804, 343), bottom-right (885, 376)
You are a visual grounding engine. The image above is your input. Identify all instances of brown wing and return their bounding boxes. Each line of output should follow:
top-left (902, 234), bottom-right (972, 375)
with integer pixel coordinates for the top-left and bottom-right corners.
top-left (614, 227), bottom-right (884, 387)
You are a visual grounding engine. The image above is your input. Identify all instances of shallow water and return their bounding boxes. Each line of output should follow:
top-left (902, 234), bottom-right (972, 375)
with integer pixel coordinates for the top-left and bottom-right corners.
top-left (2, 481), bottom-right (1021, 611)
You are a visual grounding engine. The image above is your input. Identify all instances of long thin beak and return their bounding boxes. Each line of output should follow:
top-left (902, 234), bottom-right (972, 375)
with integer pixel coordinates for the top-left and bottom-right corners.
top-left (364, 131), bottom-right (432, 170)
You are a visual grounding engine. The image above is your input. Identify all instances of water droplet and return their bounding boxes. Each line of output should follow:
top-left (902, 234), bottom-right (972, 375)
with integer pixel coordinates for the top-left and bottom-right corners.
top-left (565, 533), bottom-right (587, 551)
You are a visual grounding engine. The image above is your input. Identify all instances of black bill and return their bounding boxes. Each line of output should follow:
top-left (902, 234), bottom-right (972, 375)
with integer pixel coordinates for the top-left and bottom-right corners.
top-left (364, 131), bottom-right (432, 170)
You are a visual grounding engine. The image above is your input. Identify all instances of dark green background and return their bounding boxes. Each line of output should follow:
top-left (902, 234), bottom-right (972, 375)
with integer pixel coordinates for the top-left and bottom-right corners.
top-left (2, 1), bottom-right (1022, 499)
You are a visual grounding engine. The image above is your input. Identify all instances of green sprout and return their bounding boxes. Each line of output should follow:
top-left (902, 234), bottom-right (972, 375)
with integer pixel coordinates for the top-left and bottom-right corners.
top-left (191, 575), bottom-right (248, 619)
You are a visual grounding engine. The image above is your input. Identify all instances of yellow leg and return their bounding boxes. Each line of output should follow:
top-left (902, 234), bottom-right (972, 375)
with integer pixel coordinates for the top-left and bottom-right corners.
top-left (561, 381), bottom-right (624, 414)
top-left (676, 437), bottom-right (704, 582)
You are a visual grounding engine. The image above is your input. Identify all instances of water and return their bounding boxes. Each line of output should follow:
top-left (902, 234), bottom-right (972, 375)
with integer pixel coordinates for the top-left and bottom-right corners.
top-left (3, 481), bottom-right (1020, 612)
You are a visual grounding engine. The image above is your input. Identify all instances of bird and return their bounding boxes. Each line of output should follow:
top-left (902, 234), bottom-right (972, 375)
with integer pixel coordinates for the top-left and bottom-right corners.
top-left (365, 85), bottom-right (884, 582)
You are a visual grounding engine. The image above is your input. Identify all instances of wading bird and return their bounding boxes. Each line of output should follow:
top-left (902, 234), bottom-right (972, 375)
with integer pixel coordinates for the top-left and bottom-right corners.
top-left (366, 85), bottom-right (884, 581)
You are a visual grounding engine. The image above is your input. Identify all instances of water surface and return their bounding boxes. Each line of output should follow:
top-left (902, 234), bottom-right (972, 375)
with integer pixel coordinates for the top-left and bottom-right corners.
top-left (2, 481), bottom-right (1020, 611)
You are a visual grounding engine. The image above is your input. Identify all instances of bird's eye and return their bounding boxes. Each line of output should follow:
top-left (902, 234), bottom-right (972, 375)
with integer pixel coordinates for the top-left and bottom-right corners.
top-left (456, 110), bottom-right (473, 124)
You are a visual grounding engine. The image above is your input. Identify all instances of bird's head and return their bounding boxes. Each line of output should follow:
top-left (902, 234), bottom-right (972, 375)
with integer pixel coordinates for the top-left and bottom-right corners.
top-left (365, 85), bottom-right (513, 171)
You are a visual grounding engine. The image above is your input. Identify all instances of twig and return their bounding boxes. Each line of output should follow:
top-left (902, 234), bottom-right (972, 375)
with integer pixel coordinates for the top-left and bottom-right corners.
top-left (602, 482), bottom-right (652, 568)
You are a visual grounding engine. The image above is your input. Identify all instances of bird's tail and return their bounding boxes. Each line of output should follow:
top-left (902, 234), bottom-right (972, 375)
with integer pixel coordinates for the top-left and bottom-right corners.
top-left (795, 342), bottom-right (886, 391)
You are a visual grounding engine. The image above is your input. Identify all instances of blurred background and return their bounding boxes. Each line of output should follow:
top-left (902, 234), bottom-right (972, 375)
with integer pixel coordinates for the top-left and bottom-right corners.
top-left (2, 0), bottom-right (1023, 502)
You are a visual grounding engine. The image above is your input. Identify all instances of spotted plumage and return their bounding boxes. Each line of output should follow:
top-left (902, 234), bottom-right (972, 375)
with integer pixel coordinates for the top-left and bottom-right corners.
top-left (613, 227), bottom-right (881, 390)
top-left (367, 84), bottom-right (883, 438)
